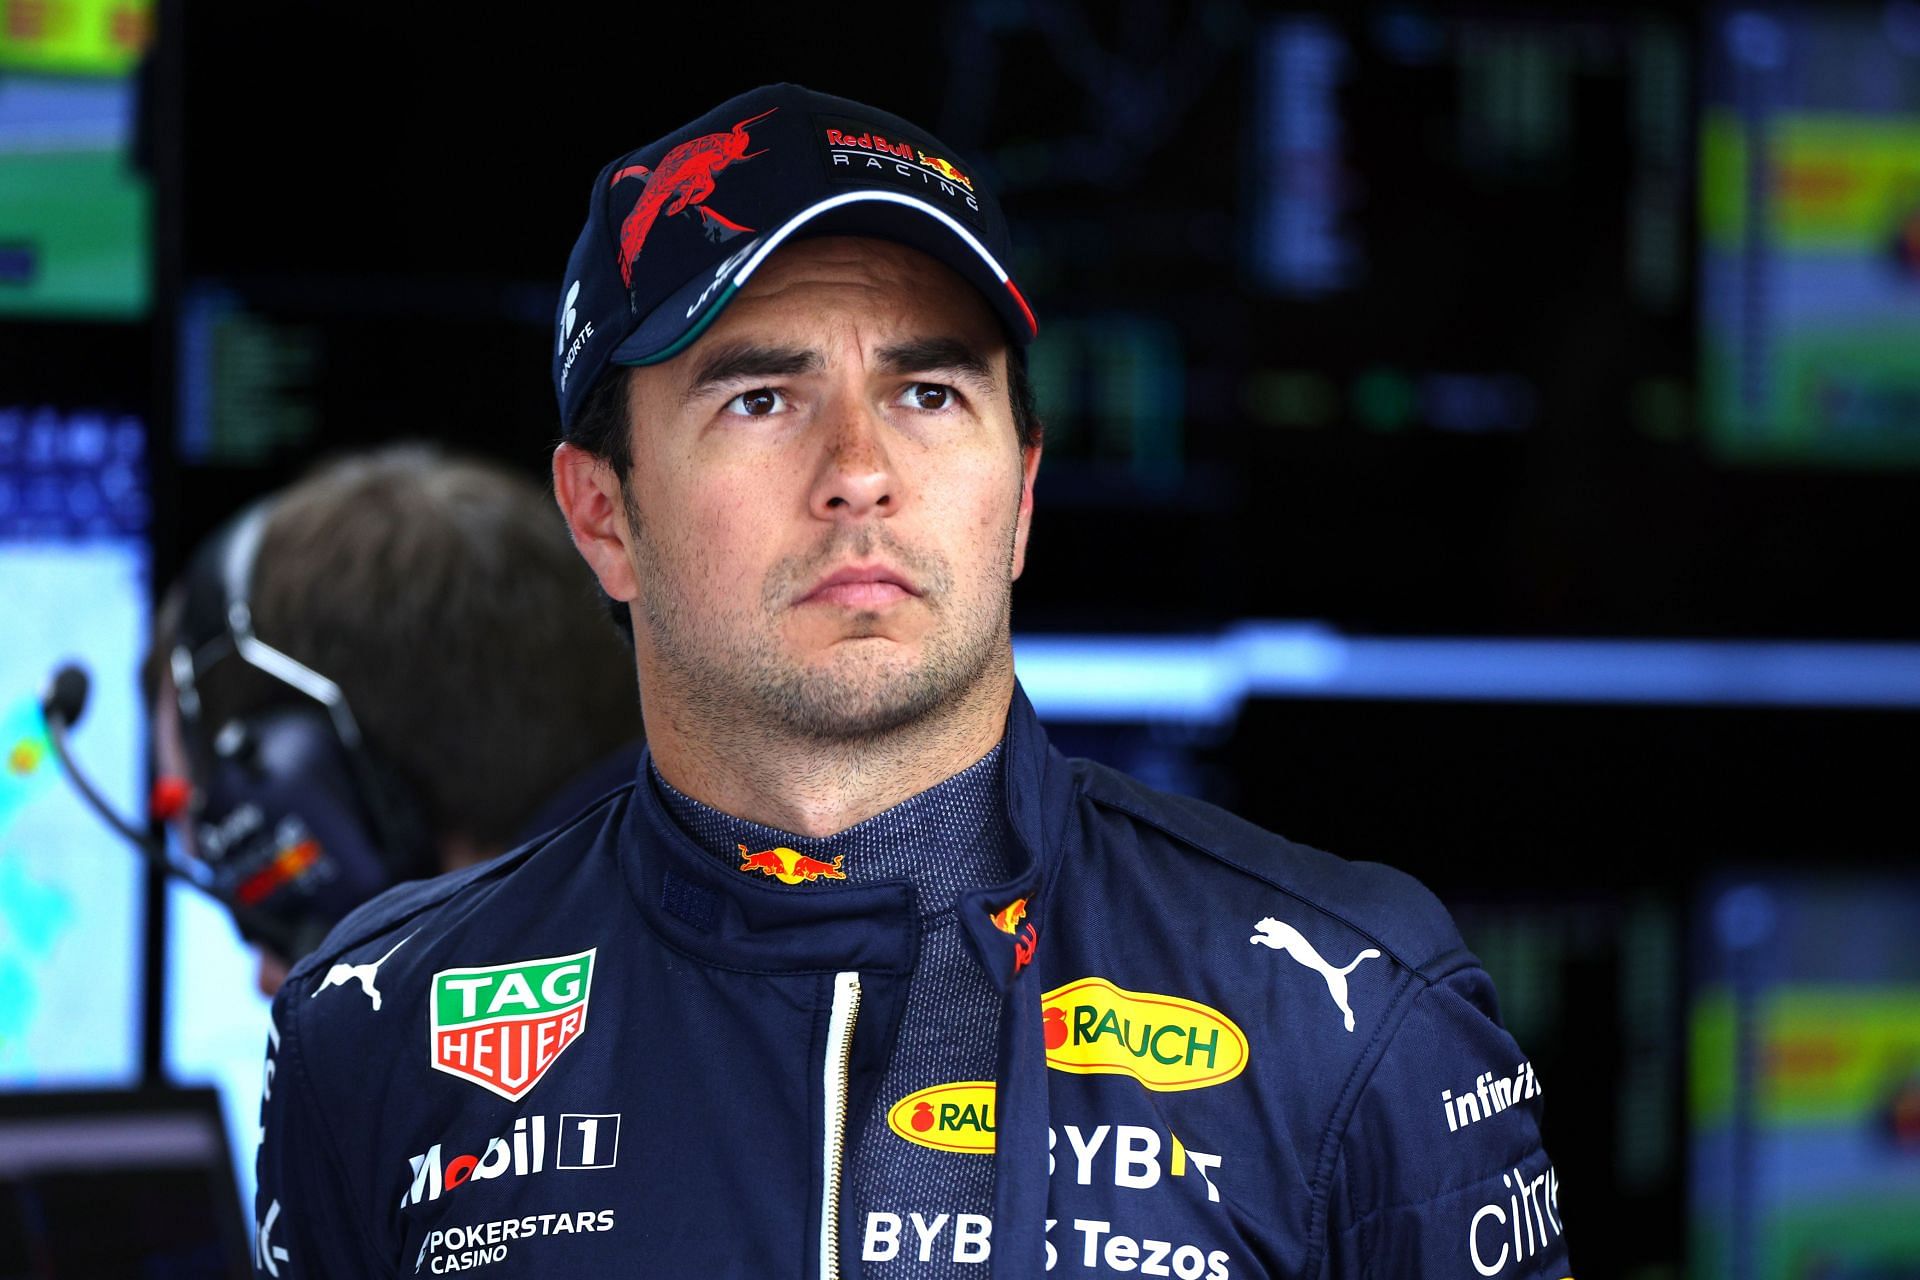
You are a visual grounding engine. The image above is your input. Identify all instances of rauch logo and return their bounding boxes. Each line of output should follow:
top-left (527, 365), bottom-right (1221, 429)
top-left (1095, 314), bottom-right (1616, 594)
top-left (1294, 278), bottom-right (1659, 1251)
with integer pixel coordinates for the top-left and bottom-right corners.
top-left (887, 1081), bottom-right (997, 1154)
top-left (429, 949), bottom-right (595, 1101)
top-left (1040, 977), bottom-right (1249, 1092)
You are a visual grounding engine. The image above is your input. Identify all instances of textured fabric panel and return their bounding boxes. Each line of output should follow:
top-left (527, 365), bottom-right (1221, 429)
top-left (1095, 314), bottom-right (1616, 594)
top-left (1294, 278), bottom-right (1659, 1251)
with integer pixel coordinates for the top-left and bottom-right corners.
top-left (847, 914), bottom-right (1003, 1274)
top-left (654, 746), bottom-right (1011, 913)
top-left (653, 746), bottom-right (1011, 1277)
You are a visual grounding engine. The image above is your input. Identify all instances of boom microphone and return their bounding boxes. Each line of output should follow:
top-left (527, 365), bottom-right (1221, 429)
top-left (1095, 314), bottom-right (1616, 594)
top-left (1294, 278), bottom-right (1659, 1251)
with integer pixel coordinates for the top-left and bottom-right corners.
top-left (39, 661), bottom-right (298, 957)
top-left (44, 663), bottom-right (89, 728)
top-left (41, 663), bottom-right (155, 852)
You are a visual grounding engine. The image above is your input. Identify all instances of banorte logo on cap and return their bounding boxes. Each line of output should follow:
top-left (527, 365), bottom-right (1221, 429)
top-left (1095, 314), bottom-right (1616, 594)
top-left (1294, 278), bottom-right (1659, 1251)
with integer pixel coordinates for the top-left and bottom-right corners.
top-left (608, 107), bottom-right (777, 291)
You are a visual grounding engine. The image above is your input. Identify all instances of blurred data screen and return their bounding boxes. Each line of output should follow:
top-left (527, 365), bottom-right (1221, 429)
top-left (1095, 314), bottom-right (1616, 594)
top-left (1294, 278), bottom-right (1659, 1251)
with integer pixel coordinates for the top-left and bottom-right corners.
top-left (1702, 4), bottom-right (1920, 466)
top-left (0, 405), bottom-right (147, 1085)
top-left (1693, 877), bottom-right (1920, 1276)
top-left (0, 0), bottom-right (152, 319)
top-left (161, 4), bottom-right (1920, 637)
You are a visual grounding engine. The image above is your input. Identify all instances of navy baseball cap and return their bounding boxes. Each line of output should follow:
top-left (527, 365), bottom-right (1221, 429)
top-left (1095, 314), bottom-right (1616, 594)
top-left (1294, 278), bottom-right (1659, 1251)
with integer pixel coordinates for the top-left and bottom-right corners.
top-left (552, 83), bottom-right (1038, 430)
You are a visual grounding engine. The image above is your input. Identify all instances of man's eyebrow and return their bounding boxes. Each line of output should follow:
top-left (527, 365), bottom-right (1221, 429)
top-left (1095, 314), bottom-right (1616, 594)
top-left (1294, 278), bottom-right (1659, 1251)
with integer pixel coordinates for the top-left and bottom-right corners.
top-left (681, 343), bottom-right (823, 402)
top-left (875, 338), bottom-right (997, 388)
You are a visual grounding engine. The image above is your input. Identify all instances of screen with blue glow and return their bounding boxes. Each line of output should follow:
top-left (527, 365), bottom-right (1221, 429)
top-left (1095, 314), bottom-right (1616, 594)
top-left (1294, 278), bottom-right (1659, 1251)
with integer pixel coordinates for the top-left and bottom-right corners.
top-left (0, 404), bottom-right (147, 1085)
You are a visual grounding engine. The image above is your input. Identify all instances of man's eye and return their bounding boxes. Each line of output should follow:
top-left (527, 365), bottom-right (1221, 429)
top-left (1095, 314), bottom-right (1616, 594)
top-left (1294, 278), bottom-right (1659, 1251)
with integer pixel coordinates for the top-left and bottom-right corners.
top-left (725, 388), bottom-right (786, 417)
top-left (899, 383), bottom-right (954, 411)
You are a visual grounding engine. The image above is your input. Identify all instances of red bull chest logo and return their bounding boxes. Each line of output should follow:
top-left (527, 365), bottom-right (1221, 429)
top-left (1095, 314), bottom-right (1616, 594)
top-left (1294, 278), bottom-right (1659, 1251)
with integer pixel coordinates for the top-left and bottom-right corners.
top-left (1040, 977), bottom-right (1249, 1092)
top-left (737, 844), bottom-right (847, 885)
top-left (429, 949), bottom-right (594, 1101)
top-left (886, 1081), bottom-right (998, 1153)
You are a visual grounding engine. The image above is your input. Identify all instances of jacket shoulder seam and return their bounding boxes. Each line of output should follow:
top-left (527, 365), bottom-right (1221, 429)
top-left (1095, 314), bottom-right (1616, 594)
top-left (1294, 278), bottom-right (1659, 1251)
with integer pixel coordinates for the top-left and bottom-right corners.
top-left (299, 787), bottom-right (635, 972)
top-left (1077, 783), bottom-right (1452, 980)
top-left (1305, 971), bottom-right (1424, 1274)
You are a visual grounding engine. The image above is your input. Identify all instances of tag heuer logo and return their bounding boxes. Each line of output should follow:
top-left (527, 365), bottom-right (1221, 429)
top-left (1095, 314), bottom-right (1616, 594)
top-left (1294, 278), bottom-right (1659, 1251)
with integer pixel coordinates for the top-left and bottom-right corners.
top-left (430, 949), bottom-right (595, 1101)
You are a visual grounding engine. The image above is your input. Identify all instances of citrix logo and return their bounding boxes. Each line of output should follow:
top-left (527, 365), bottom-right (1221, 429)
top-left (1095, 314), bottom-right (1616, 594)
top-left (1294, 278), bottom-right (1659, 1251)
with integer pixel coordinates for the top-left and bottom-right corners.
top-left (1468, 1164), bottom-right (1562, 1276)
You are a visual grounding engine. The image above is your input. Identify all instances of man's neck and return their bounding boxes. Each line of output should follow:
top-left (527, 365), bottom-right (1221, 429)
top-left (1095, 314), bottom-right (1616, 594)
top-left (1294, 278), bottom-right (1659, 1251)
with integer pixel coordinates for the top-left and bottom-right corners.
top-left (641, 655), bottom-right (1016, 837)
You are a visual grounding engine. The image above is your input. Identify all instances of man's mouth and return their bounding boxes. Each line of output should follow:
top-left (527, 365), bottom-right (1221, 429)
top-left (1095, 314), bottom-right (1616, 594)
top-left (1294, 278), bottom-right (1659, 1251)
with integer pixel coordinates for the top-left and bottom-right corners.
top-left (797, 563), bottom-right (921, 610)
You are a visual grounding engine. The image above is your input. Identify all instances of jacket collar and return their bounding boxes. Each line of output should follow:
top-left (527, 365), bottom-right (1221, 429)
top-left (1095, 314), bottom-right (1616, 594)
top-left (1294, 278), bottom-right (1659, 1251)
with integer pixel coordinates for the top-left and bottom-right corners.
top-left (617, 682), bottom-right (1073, 980)
top-left (958, 682), bottom-right (1075, 992)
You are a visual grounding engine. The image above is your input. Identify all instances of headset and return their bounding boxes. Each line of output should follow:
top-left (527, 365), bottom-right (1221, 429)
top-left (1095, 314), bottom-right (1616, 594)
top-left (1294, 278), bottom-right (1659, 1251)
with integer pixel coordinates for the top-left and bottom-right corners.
top-left (48, 499), bottom-right (435, 965)
top-left (166, 498), bottom-right (436, 961)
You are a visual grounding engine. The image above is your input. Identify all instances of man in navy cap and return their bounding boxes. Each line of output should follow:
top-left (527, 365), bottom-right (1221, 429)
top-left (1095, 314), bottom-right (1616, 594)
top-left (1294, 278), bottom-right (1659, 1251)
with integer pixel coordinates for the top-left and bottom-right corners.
top-left (255, 85), bottom-right (1567, 1278)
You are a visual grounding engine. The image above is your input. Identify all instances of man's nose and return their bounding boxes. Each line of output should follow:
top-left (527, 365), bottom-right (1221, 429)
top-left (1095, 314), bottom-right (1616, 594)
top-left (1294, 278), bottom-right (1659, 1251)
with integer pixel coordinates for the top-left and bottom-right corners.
top-left (809, 396), bottom-right (898, 520)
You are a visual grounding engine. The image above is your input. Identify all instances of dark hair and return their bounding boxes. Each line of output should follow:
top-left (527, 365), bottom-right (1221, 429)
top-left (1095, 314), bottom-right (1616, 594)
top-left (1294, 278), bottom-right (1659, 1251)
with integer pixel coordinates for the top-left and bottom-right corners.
top-left (151, 444), bottom-right (641, 851)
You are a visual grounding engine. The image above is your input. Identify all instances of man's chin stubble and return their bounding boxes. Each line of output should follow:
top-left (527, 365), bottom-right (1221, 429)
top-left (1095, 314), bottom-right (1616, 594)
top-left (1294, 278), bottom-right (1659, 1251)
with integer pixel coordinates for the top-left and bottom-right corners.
top-left (743, 634), bottom-right (1001, 744)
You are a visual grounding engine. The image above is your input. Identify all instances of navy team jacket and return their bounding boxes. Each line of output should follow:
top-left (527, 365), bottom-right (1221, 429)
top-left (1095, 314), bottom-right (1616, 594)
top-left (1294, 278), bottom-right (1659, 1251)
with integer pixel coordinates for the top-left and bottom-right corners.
top-left (254, 687), bottom-right (1570, 1278)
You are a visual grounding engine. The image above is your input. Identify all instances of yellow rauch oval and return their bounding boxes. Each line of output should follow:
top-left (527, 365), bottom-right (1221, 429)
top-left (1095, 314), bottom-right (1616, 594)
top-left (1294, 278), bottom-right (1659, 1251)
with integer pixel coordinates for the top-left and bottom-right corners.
top-left (1041, 977), bottom-right (1249, 1092)
top-left (887, 1081), bottom-right (998, 1153)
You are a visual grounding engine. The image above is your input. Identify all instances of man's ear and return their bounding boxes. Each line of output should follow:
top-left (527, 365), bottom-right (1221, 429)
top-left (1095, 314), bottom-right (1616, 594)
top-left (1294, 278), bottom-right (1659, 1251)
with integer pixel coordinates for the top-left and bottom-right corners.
top-left (552, 443), bottom-right (640, 604)
top-left (1011, 441), bottom-right (1042, 581)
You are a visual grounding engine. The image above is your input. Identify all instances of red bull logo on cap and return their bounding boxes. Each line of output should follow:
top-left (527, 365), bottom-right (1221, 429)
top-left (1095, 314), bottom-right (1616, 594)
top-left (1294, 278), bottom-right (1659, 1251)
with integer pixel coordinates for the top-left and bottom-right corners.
top-left (736, 844), bottom-right (848, 885)
top-left (916, 150), bottom-right (972, 191)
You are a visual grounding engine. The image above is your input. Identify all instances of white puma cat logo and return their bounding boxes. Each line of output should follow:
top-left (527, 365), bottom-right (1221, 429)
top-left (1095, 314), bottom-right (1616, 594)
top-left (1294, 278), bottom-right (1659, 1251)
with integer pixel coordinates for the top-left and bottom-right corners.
top-left (1250, 917), bottom-right (1380, 1033)
top-left (311, 933), bottom-right (414, 1012)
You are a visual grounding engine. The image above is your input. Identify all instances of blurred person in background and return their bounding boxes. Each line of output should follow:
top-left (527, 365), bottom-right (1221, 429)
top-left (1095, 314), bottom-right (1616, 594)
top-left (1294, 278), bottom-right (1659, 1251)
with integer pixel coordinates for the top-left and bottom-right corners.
top-left (145, 442), bottom-right (642, 994)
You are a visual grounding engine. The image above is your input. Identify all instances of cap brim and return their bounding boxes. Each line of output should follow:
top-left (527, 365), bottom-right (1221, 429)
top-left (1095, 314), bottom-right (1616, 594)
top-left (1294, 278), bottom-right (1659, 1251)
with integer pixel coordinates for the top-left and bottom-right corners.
top-left (607, 189), bottom-right (1038, 369)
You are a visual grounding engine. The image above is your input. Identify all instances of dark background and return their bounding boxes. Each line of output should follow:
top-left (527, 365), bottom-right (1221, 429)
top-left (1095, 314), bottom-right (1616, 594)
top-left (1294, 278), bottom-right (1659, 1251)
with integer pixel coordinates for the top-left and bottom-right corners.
top-left (131, 1), bottom-right (1919, 640)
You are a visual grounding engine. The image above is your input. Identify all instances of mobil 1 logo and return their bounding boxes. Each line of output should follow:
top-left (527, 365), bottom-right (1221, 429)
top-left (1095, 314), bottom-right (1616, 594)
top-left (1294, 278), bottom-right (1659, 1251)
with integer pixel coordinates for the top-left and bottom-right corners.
top-left (404, 1112), bottom-right (622, 1207)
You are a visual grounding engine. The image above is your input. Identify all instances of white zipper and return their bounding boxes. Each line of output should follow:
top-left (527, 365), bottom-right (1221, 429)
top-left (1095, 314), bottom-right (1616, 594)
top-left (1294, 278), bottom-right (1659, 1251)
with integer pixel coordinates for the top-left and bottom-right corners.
top-left (819, 970), bottom-right (862, 1280)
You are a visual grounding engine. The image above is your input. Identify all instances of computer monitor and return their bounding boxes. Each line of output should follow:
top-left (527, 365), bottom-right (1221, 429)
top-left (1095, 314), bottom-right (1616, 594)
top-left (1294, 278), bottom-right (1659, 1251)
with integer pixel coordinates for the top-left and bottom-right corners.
top-left (1691, 875), bottom-right (1920, 1275)
top-left (0, 405), bottom-right (148, 1087)
top-left (0, 1086), bottom-right (250, 1278)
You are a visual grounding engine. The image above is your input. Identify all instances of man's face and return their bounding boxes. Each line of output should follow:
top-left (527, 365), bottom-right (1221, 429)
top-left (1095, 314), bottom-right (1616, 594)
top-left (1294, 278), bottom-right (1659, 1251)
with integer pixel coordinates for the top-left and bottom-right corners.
top-left (584, 236), bottom-right (1039, 741)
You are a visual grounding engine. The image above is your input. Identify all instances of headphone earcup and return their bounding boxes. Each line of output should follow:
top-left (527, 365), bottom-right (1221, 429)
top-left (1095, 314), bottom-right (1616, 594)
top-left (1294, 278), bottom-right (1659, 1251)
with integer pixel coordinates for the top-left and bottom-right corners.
top-left (187, 706), bottom-right (427, 956)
